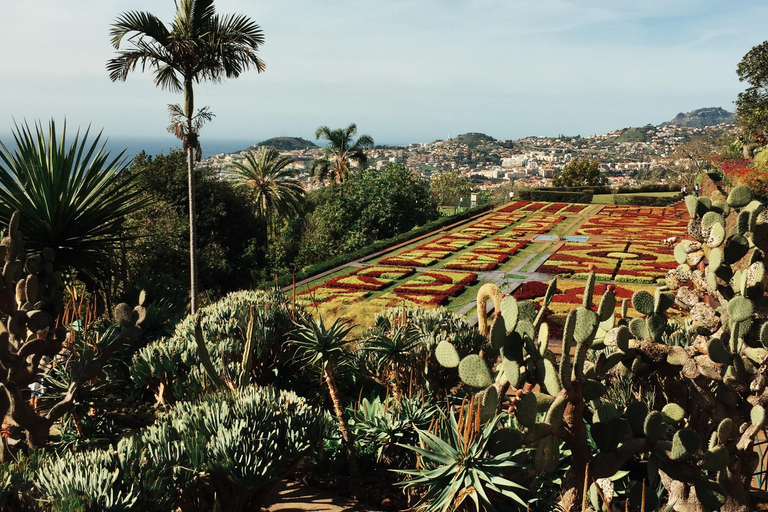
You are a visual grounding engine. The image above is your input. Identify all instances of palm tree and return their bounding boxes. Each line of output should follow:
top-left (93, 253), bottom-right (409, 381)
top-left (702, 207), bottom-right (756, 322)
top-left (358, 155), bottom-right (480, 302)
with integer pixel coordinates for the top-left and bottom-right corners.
top-left (228, 147), bottom-right (304, 235)
top-left (309, 124), bottom-right (374, 184)
top-left (290, 316), bottom-right (360, 482)
top-left (0, 121), bottom-right (145, 293)
top-left (107, 0), bottom-right (266, 313)
top-left (364, 324), bottom-right (423, 401)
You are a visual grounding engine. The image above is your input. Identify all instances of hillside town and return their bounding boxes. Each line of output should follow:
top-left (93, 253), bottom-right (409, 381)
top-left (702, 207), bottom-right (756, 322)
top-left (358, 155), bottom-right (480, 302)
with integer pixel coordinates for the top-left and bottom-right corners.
top-left (203, 111), bottom-right (735, 192)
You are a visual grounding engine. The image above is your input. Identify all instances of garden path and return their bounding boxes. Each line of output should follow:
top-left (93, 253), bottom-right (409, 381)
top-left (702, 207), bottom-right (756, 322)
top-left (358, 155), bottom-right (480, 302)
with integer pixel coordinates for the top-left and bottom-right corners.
top-left (264, 480), bottom-right (379, 512)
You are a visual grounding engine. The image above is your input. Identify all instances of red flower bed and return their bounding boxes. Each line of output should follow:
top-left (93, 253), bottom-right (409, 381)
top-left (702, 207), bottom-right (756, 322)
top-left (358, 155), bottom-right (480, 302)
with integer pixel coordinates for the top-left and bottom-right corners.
top-left (512, 281), bottom-right (550, 300)
top-left (498, 201), bottom-right (530, 212)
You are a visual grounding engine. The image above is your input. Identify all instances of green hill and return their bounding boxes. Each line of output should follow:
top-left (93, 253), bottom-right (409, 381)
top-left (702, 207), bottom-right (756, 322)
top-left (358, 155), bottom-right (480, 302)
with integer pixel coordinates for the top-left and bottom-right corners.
top-left (255, 137), bottom-right (318, 151)
top-left (614, 125), bottom-right (654, 143)
top-left (449, 132), bottom-right (496, 148)
top-left (664, 107), bottom-right (735, 128)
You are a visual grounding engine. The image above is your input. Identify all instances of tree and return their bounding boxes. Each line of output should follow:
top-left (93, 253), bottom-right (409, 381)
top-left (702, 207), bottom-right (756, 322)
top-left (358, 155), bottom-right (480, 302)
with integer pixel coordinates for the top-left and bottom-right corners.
top-left (736, 41), bottom-right (768, 144)
top-left (298, 163), bottom-right (439, 264)
top-left (309, 124), bottom-right (374, 184)
top-left (107, 0), bottom-right (266, 313)
top-left (125, 150), bottom-right (266, 304)
top-left (666, 134), bottom-right (716, 187)
top-left (0, 121), bottom-right (145, 294)
top-left (290, 316), bottom-right (360, 482)
top-left (551, 158), bottom-right (607, 187)
top-left (429, 169), bottom-right (472, 207)
top-left (228, 147), bottom-right (304, 235)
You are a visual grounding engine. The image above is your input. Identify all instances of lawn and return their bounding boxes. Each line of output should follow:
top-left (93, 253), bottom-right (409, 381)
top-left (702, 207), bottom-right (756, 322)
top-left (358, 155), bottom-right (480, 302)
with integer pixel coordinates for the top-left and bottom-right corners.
top-left (592, 191), bottom-right (680, 204)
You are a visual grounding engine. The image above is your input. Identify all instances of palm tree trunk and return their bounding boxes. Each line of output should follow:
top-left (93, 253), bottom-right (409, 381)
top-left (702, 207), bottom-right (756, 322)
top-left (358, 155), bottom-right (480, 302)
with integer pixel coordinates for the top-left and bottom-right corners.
top-left (185, 80), bottom-right (199, 314)
top-left (323, 367), bottom-right (359, 483)
top-left (187, 145), bottom-right (199, 314)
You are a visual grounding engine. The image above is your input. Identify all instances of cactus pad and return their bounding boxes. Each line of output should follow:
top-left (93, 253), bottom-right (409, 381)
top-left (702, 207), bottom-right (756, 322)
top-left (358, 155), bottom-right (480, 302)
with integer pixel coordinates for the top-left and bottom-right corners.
top-left (674, 243), bottom-right (689, 265)
top-left (717, 418), bottom-right (734, 443)
top-left (707, 337), bottom-right (730, 364)
top-left (629, 317), bottom-right (648, 340)
top-left (499, 295), bottom-right (519, 333)
top-left (435, 340), bottom-right (460, 368)
top-left (631, 290), bottom-right (654, 316)
top-left (727, 184), bottom-right (753, 207)
top-left (654, 290), bottom-right (675, 313)
top-left (625, 401), bottom-right (648, 436)
top-left (114, 303), bottom-right (134, 327)
top-left (597, 290), bottom-right (615, 322)
top-left (490, 315), bottom-right (507, 351)
top-left (583, 271), bottom-right (596, 308)
top-left (515, 391), bottom-right (537, 429)
top-left (516, 318), bottom-right (535, 341)
top-left (705, 222), bottom-right (725, 247)
top-left (458, 354), bottom-right (492, 388)
top-left (724, 234), bottom-right (750, 265)
top-left (727, 296), bottom-right (754, 323)
top-left (573, 307), bottom-right (598, 345)
top-left (661, 403), bottom-right (685, 423)
top-left (538, 357), bottom-right (561, 395)
top-left (646, 313), bottom-right (668, 342)
top-left (644, 410), bottom-right (666, 441)
top-left (702, 446), bottom-right (729, 472)
top-left (752, 405), bottom-right (765, 427)
top-left (701, 211), bottom-right (725, 229)
top-left (670, 428), bottom-right (701, 460)
top-left (499, 358), bottom-right (521, 387)
top-left (737, 209), bottom-right (751, 236)
top-left (709, 247), bottom-right (724, 269)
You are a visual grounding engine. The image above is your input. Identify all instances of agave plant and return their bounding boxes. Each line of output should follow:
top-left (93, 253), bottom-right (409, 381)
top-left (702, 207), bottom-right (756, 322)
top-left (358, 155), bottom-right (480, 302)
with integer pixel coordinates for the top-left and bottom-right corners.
top-left (397, 411), bottom-right (528, 512)
top-left (0, 120), bottom-right (146, 290)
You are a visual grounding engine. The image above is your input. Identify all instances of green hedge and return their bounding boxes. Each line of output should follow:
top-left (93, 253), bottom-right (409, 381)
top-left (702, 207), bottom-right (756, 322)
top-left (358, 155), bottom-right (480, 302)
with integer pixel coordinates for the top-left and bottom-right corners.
top-left (614, 195), bottom-right (680, 207)
top-left (517, 189), bottom-right (593, 203)
top-left (263, 204), bottom-right (493, 289)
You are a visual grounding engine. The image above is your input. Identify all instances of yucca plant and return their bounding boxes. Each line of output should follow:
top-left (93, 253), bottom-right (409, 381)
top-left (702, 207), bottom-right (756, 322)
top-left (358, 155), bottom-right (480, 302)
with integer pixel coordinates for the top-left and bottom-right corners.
top-left (397, 409), bottom-right (528, 512)
top-left (0, 120), bottom-right (146, 290)
top-left (290, 315), bottom-right (360, 482)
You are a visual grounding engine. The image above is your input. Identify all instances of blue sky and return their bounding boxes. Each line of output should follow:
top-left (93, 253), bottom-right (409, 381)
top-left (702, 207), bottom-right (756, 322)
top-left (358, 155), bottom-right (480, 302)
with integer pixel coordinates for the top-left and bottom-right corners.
top-left (0, 0), bottom-right (766, 145)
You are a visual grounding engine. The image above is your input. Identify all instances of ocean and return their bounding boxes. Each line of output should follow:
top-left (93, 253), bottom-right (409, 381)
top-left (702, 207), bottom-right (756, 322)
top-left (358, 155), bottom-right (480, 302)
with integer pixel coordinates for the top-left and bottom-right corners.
top-left (0, 134), bottom-right (259, 164)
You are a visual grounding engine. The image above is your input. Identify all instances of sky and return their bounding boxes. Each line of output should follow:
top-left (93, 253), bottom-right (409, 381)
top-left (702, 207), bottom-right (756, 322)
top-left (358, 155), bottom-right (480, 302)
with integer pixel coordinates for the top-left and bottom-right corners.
top-left (1, 0), bottom-right (767, 146)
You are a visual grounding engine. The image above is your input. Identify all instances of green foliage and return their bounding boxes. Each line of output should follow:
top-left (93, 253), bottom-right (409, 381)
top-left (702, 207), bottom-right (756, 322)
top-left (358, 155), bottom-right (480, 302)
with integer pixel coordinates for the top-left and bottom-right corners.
top-left (131, 289), bottom-right (297, 401)
top-left (429, 169), bottom-right (472, 206)
top-left (309, 124), bottom-right (374, 184)
top-left (350, 395), bottom-right (439, 467)
top-left (227, 146), bottom-right (305, 232)
top-left (297, 163), bottom-right (439, 264)
top-left (551, 158), bottom-right (608, 188)
top-left (397, 412), bottom-right (527, 511)
top-left (736, 40), bottom-right (768, 143)
top-left (516, 188), bottom-right (593, 203)
top-left (125, 150), bottom-right (266, 299)
top-left (35, 387), bottom-right (321, 512)
top-left (0, 121), bottom-right (145, 290)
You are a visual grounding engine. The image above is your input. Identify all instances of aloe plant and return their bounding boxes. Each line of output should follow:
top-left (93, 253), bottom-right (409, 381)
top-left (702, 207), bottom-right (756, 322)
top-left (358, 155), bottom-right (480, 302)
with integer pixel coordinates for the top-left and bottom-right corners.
top-left (397, 411), bottom-right (527, 512)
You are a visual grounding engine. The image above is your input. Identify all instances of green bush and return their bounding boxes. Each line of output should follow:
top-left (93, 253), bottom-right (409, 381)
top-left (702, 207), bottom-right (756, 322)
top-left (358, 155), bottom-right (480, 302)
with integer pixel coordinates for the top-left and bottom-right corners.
top-left (131, 289), bottom-right (298, 401)
top-left (516, 189), bottom-right (593, 203)
top-left (34, 387), bottom-right (322, 512)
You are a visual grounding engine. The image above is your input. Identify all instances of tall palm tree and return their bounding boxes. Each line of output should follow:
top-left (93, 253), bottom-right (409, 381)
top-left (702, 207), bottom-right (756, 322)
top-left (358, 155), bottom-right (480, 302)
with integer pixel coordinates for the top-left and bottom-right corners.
top-left (107, 0), bottom-right (266, 313)
top-left (309, 124), bottom-right (374, 184)
top-left (0, 121), bottom-right (145, 293)
top-left (290, 316), bottom-right (360, 482)
top-left (228, 147), bottom-right (304, 235)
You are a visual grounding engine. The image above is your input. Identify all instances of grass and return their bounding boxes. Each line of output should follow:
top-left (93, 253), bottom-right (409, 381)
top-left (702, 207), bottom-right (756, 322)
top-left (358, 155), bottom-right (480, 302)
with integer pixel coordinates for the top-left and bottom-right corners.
top-left (592, 192), bottom-right (679, 204)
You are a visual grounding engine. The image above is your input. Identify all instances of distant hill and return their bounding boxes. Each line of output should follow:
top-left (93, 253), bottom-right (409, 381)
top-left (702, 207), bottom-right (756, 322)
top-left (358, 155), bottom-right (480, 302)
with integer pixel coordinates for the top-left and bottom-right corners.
top-left (615, 125), bottom-right (654, 143)
top-left (448, 132), bottom-right (496, 147)
top-left (663, 107), bottom-right (735, 128)
top-left (255, 137), bottom-right (318, 151)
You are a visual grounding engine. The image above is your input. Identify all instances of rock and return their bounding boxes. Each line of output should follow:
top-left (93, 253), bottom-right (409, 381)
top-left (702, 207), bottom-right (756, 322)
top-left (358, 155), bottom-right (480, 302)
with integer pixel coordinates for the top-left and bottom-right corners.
top-left (690, 302), bottom-right (720, 335)
top-left (676, 287), bottom-right (699, 311)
